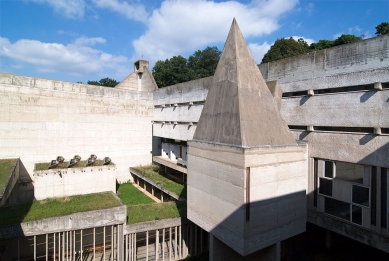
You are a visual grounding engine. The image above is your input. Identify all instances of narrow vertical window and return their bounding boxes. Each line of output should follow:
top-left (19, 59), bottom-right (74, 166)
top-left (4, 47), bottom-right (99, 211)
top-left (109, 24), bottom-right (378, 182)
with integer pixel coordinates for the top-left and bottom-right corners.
top-left (325, 161), bottom-right (334, 178)
top-left (371, 166), bottom-right (377, 226)
top-left (381, 168), bottom-right (387, 229)
top-left (246, 167), bottom-right (250, 222)
top-left (314, 159), bottom-right (318, 207)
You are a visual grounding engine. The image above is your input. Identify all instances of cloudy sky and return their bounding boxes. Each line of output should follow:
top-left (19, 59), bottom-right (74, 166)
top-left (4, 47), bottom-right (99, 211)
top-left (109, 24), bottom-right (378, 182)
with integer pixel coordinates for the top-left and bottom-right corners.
top-left (0, 0), bottom-right (388, 83)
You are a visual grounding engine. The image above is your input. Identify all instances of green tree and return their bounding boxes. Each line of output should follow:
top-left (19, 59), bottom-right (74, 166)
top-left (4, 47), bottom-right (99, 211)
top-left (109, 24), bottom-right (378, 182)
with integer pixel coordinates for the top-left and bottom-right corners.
top-left (261, 37), bottom-right (309, 64)
top-left (152, 46), bottom-right (221, 88)
top-left (87, 77), bottom-right (119, 87)
top-left (375, 22), bottom-right (389, 36)
top-left (152, 56), bottom-right (191, 87)
top-left (188, 46), bottom-right (221, 79)
top-left (309, 40), bottom-right (334, 51)
top-left (333, 34), bottom-right (361, 46)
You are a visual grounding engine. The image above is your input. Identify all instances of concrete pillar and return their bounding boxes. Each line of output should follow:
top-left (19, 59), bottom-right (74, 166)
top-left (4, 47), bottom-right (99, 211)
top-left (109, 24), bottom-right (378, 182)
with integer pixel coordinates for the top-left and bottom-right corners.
top-left (134, 233), bottom-right (137, 261)
top-left (326, 230), bottom-right (332, 249)
top-left (46, 234), bottom-right (48, 261)
top-left (156, 229), bottom-right (160, 261)
top-left (174, 226), bottom-right (178, 259)
top-left (162, 229), bottom-right (165, 261)
top-left (104, 227), bottom-right (106, 261)
top-left (53, 233), bottom-right (55, 261)
top-left (169, 227), bottom-right (172, 261)
top-left (179, 225), bottom-right (182, 259)
top-left (80, 230), bottom-right (83, 261)
top-left (34, 235), bottom-right (36, 261)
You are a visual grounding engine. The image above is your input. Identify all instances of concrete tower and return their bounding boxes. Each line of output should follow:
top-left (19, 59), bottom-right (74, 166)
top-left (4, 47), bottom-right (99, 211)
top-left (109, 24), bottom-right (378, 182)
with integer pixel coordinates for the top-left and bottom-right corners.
top-left (187, 19), bottom-right (308, 260)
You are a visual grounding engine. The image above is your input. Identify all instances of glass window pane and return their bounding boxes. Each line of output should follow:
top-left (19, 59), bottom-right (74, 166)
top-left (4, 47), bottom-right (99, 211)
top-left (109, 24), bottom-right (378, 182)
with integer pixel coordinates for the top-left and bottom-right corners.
top-left (325, 161), bottom-right (334, 178)
top-left (352, 185), bottom-right (369, 207)
top-left (319, 178), bottom-right (333, 197)
top-left (325, 197), bottom-right (350, 221)
top-left (352, 205), bottom-right (362, 225)
top-left (335, 162), bottom-right (364, 184)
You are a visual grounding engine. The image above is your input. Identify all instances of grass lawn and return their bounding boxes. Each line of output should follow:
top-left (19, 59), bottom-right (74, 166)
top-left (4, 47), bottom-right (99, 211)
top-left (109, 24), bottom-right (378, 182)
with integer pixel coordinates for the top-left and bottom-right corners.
top-left (35, 160), bottom-right (114, 170)
top-left (0, 192), bottom-right (121, 226)
top-left (132, 165), bottom-right (186, 198)
top-left (0, 158), bottom-right (17, 190)
top-left (117, 182), bottom-right (155, 205)
top-left (127, 201), bottom-right (186, 224)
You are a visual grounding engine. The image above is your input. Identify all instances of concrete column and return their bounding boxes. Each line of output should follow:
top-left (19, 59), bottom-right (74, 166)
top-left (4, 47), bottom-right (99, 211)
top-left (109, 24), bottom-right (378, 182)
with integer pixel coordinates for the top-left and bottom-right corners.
top-left (169, 227), bottom-right (172, 261)
top-left (146, 230), bottom-right (149, 261)
top-left (62, 232), bottom-right (65, 261)
top-left (162, 229), bottom-right (165, 261)
top-left (179, 225), bottom-right (182, 259)
top-left (119, 224), bottom-right (124, 261)
top-left (80, 230), bottom-right (83, 261)
top-left (46, 234), bottom-right (48, 261)
top-left (104, 227), bottom-right (106, 261)
top-left (174, 226), bottom-right (178, 260)
top-left (156, 229), bottom-right (160, 261)
top-left (34, 235), bottom-right (36, 261)
top-left (194, 225), bottom-right (198, 256)
top-left (53, 233), bottom-right (56, 261)
top-left (134, 233), bottom-right (137, 261)
top-left (326, 230), bottom-right (332, 249)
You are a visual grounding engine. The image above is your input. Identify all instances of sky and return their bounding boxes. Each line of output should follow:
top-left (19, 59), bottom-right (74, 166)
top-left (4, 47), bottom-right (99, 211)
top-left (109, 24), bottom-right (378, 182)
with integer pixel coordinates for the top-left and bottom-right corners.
top-left (0, 0), bottom-right (388, 83)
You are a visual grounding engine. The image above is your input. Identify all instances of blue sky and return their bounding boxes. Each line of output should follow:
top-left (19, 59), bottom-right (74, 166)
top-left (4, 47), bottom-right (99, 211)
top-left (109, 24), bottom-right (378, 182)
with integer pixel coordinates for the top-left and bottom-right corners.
top-left (0, 0), bottom-right (388, 83)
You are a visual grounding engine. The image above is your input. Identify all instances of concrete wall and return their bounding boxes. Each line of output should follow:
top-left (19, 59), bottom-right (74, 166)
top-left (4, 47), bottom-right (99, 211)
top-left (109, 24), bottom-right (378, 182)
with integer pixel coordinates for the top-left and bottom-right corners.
top-left (187, 141), bottom-right (308, 256)
top-left (0, 202), bottom-right (126, 239)
top-left (0, 73), bottom-right (154, 191)
top-left (0, 158), bottom-right (19, 206)
top-left (33, 165), bottom-right (116, 200)
top-left (258, 34), bottom-right (389, 91)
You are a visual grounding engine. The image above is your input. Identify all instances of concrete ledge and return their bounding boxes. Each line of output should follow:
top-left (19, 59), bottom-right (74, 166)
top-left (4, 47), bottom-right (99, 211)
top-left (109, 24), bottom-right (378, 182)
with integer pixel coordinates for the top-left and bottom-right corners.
top-left (130, 168), bottom-right (181, 200)
top-left (153, 156), bottom-right (187, 174)
top-left (0, 158), bottom-right (19, 206)
top-left (125, 217), bottom-right (187, 234)
top-left (308, 210), bottom-right (389, 254)
top-left (0, 196), bottom-right (126, 239)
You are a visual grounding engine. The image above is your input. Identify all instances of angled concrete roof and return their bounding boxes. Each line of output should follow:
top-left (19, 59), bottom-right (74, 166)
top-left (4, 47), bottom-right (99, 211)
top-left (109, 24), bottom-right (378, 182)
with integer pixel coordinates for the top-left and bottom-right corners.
top-left (193, 19), bottom-right (296, 147)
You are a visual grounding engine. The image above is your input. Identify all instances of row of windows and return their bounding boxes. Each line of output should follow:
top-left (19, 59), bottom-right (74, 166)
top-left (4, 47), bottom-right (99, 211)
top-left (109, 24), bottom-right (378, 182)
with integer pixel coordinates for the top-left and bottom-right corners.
top-left (315, 159), bottom-right (387, 229)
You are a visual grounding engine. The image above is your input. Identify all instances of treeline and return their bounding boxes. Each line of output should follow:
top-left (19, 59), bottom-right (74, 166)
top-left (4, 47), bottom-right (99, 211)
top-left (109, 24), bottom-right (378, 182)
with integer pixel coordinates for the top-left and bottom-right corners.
top-left (261, 22), bottom-right (389, 64)
top-left (152, 46), bottom-right (221, 88)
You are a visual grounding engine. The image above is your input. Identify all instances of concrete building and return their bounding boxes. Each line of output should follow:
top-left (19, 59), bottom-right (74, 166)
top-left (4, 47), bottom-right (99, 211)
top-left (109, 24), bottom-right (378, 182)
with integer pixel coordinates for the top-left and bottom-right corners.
top-left (0, 19), bottom-right (388, 260)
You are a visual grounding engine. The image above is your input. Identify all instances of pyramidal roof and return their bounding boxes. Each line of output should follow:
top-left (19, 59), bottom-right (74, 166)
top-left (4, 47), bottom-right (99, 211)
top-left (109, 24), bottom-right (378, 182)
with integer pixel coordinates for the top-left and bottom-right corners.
top-left (193, 19), bottom-right (296, 147)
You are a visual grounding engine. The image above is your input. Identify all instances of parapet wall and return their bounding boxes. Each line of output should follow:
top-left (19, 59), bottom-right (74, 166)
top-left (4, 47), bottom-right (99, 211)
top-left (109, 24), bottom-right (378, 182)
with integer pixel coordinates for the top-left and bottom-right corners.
top-left (258, 34), bottom-right (389, 92)
top-left (0, 73), bottom-right (154, 194)
top-left (33, 165), bottom-right (116, 200)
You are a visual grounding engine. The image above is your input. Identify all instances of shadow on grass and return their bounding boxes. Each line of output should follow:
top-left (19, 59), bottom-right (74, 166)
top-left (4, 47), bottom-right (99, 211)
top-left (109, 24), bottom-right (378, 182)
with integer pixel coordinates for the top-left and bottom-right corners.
top-left (0, 201), bottom-right (33, 226)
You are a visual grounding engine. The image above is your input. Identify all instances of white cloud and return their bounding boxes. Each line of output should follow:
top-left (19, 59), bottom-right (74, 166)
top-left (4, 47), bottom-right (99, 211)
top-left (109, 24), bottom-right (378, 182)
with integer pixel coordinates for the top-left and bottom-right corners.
top-left (248, 42), bottom-right (272, 64)
top-left (333, 33), bottom-right (343, 39)
top-left (291, 36), bottom-right (315, 45)
top-left (305, 2), bottom-right (314, 15)
top-left (131, 0), bottom-right (299, 67)
top-left (91, 0), bottom-right (149, 23)
top-left (0, 37), bottom-right (129, 78)
top-left (348, 26), bottom-right (362, 35)
top-left (74, 37), bottom-right (106, 46)
top-left (27, 0), bottom-right (85, 19)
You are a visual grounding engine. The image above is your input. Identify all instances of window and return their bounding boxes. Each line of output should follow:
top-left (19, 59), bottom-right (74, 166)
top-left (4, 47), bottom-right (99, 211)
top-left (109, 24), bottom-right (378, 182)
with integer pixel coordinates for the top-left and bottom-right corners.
top-left (381, 168), bottom-right (387, 229)
top-left (335, 162), bottom-right (364, 184)
top-left (325, 197), bottom-right (350, 221)
top-left (371, 166), bottom-right (377, 226)
top-left (319, 178), bottom-right (333, 197)
top-left (352, 205), bottom-right (363, 225)
top-left (325, 161), bottom-right (334, 178)
top-left (352, 185), bottom-right (370, 207)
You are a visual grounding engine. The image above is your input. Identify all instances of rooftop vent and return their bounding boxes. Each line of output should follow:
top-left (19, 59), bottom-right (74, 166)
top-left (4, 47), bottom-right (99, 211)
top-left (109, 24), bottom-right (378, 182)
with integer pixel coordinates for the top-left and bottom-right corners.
top-left (48, 160), bottom-right (59, 169)
top-left (103, 157), bottom-right (111, 165)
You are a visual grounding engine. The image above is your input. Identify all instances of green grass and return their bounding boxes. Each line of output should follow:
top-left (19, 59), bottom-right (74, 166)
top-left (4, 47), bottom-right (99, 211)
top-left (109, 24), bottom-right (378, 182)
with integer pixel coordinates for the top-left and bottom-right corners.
top-left (117, 182), bottom-right (154, 205)
top-left (35, 160), bottom-right (114, 170)
top-left (132, 165), bottom-right (187, 198)
top-left (127, 201), bottom-right (187, 224)
top-left (0, 159), bottom-right (17, 190)
top-left (0, 192), bottom-right (121, 226)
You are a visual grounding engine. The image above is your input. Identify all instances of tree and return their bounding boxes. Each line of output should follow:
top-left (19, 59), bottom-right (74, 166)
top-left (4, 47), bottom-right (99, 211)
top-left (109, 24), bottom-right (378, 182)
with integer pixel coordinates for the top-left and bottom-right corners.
top-left (375, 22), bottom-right (389, 36)
top-left (333, 34), bottom-right (361, 46)
top-left (309, 40), bottom-right (334, 51)
top-left (152, 46), bottom-right (221, 88)
top-left (188, 46), bottom-right (221, 79)
top-left (261, 37), bottom-right (309, 64)
top-left (152, 56), bottom-right (192, 87)
top-left (87, 77), bottom-right (119, 87)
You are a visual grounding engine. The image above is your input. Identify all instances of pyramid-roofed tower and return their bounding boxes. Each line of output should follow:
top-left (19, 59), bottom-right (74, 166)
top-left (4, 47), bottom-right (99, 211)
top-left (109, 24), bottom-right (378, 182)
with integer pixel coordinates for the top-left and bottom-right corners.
top-left (193, 18), bottom-right (296, 147)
